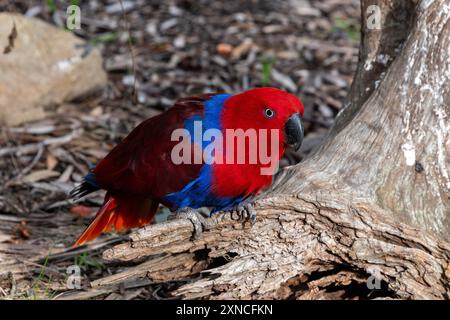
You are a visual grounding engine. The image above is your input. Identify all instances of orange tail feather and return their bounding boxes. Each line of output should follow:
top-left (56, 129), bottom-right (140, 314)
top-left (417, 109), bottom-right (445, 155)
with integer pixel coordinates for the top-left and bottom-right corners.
top-left (73, 194), bottom-right (159, 247)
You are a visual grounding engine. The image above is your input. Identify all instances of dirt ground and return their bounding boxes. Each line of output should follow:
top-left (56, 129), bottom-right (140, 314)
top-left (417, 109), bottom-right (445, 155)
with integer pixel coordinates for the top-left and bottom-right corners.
top-left (0, 0), bottom-right (360, 299)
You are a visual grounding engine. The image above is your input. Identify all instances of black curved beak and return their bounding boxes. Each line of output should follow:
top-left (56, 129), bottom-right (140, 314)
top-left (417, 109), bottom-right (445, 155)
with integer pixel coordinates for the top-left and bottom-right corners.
top-left (284, 113), bottom-right (304, 151)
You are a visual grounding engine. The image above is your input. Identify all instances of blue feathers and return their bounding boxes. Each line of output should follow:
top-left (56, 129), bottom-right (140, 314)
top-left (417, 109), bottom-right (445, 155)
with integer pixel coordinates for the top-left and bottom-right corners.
top-left (184, 94), bottom-right (230, 148)
top-left (70, 171), bottom-right (100, 199)
top-left (162, 165), bottom-right (243, 212)
top-left (84, 171), bottom-right (100, 189)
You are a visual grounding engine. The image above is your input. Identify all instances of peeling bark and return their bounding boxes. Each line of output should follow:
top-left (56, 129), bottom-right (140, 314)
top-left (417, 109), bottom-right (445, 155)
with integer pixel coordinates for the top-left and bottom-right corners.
top-left (92, 0), bottom-right (450, 300)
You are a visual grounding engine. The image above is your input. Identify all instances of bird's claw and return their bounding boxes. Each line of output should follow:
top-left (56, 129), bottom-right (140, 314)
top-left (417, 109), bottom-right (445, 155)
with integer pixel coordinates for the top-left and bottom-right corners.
top-left (174, 208), bottom-right (211, 240)
top-left (230, 203), bottom-right (256, 224)
top-left (172, 204), bottom-right (255, 239)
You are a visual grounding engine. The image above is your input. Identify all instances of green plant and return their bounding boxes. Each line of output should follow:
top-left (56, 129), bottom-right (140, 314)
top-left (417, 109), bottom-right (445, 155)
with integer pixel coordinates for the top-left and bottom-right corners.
top-left (89, 32), bottom-right (120, 46)
top-left (28, 250), bottom-right (57, 300)
top-left (75, 252), bottom-right (105, 271)
top-left (46, 0), bottom-right (57, 14)
top-left (261, 56), bottom-right (274, 87)
top-left (333, 17), bottom-right (360, 43)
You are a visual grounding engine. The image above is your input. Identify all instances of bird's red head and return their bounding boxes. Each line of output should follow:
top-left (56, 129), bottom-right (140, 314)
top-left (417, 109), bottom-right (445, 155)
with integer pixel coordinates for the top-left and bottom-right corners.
top-left (210, 87), bottom-right (305, 197)
top-left (221, 87), bottom-right (305, 152)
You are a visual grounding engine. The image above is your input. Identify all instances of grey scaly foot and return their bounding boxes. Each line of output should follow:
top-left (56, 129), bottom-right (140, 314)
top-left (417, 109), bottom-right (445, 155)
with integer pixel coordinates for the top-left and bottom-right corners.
top-left (231, 203), bottom-right (256, 224)
top-left (173, 207), bottom-right (211, 240)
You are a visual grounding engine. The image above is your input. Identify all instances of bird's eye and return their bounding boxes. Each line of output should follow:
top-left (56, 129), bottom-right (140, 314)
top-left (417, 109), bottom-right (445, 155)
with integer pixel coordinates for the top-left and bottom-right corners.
top-left (264, 108), bottom-right (275, 118)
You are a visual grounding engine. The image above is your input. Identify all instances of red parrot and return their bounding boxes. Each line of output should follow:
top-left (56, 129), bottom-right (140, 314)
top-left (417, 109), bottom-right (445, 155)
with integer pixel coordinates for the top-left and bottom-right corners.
top-left (71, 87), bottom-right (304, 246)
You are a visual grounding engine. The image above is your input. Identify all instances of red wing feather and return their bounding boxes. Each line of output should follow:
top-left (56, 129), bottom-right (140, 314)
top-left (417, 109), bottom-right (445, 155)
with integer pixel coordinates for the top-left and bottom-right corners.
top-left (93, 94), bottom-right (216, 197)
top-left (73, 193), bottom-right (159, 247)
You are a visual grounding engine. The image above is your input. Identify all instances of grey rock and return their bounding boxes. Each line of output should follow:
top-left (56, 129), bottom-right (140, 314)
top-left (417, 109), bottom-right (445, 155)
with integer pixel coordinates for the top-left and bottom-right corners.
top-left (0, 13), bottom-right (107, 126)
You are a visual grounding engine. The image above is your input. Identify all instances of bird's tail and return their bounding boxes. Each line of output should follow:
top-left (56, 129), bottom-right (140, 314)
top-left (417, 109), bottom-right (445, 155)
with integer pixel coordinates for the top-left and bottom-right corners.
top-left (73, 193), bottom-right (159, 247)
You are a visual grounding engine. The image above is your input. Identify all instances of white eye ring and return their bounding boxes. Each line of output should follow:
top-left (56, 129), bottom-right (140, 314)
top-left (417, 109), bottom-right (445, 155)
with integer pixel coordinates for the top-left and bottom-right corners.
top-left (264, 108), bottom-right (275, 118)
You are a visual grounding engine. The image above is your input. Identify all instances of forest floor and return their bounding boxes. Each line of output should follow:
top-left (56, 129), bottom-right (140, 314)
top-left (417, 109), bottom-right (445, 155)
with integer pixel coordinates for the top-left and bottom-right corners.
top-left (0, 0), bottom-right (360, 299)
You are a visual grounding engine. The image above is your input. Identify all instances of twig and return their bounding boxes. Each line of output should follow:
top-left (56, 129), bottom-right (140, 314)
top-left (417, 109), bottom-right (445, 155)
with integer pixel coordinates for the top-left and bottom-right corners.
top-left (0, 129), bottom-right (83, 157)
top-left (4, 145), bottom-right (45, 188)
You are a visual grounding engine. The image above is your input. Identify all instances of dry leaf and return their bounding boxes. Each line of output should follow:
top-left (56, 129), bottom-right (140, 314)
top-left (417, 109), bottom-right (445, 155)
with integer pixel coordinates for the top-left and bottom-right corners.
top-left (21, 170), bottom-right (59, 183)
top-left (231, 39), bottom-right (254, 60)
top-left (90, 106), bottom-right (104, 117)
top-left (46, 154), bottom-right (59, 171)
top-left (70, 205), bottom-right (93, 217)
top-left (16, 221), bottom-right (31, 239)
top-left (216, 43), bottom-right (233, 57)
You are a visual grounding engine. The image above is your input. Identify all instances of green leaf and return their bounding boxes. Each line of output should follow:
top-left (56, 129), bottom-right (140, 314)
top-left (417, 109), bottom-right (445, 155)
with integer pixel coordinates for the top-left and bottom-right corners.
top-left (89, 32), bottom-right (120, 45)
top-left (261, 56), bottom-right (274, 87)
top-left (46, 0), bottom-right (57, 14)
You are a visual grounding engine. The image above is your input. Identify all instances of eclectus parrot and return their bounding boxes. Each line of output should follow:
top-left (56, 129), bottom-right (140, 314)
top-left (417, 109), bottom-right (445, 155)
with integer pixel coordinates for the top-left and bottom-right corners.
top-left (71, 87), bottom-right (304, 246)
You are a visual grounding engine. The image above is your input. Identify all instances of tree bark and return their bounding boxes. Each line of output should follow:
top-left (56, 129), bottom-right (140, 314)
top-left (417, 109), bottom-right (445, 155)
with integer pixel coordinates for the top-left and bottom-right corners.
top-left (93, 0), bottom-right (450, 300)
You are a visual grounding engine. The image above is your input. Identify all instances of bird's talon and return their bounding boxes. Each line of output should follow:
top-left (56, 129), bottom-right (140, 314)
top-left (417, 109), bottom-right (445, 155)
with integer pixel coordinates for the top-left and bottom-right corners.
top-left (230, 210), bottom-right (240, 221)
top-left (175, 208), bottom-right (210, 240)
top-left (230, 203), bottom-right (256, 223)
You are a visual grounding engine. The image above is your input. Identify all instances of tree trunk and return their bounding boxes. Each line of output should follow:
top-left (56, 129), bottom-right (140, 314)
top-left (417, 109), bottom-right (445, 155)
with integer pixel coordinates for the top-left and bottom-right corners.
top-left (91, 0), bottom-right (450, 300)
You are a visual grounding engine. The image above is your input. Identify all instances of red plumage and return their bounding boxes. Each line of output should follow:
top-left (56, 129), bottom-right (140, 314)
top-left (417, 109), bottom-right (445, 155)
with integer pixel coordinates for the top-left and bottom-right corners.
top-left (213, 88), bottom-right (304, 197)
top-left (74, 194), bottom-right (158, 246)
top-left (93, 95), bottom-right (211, 196)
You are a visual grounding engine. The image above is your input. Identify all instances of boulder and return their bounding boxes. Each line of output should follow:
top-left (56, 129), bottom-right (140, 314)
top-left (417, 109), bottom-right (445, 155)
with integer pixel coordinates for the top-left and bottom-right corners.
top-left (0, 13), bottom-right (107, 126)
